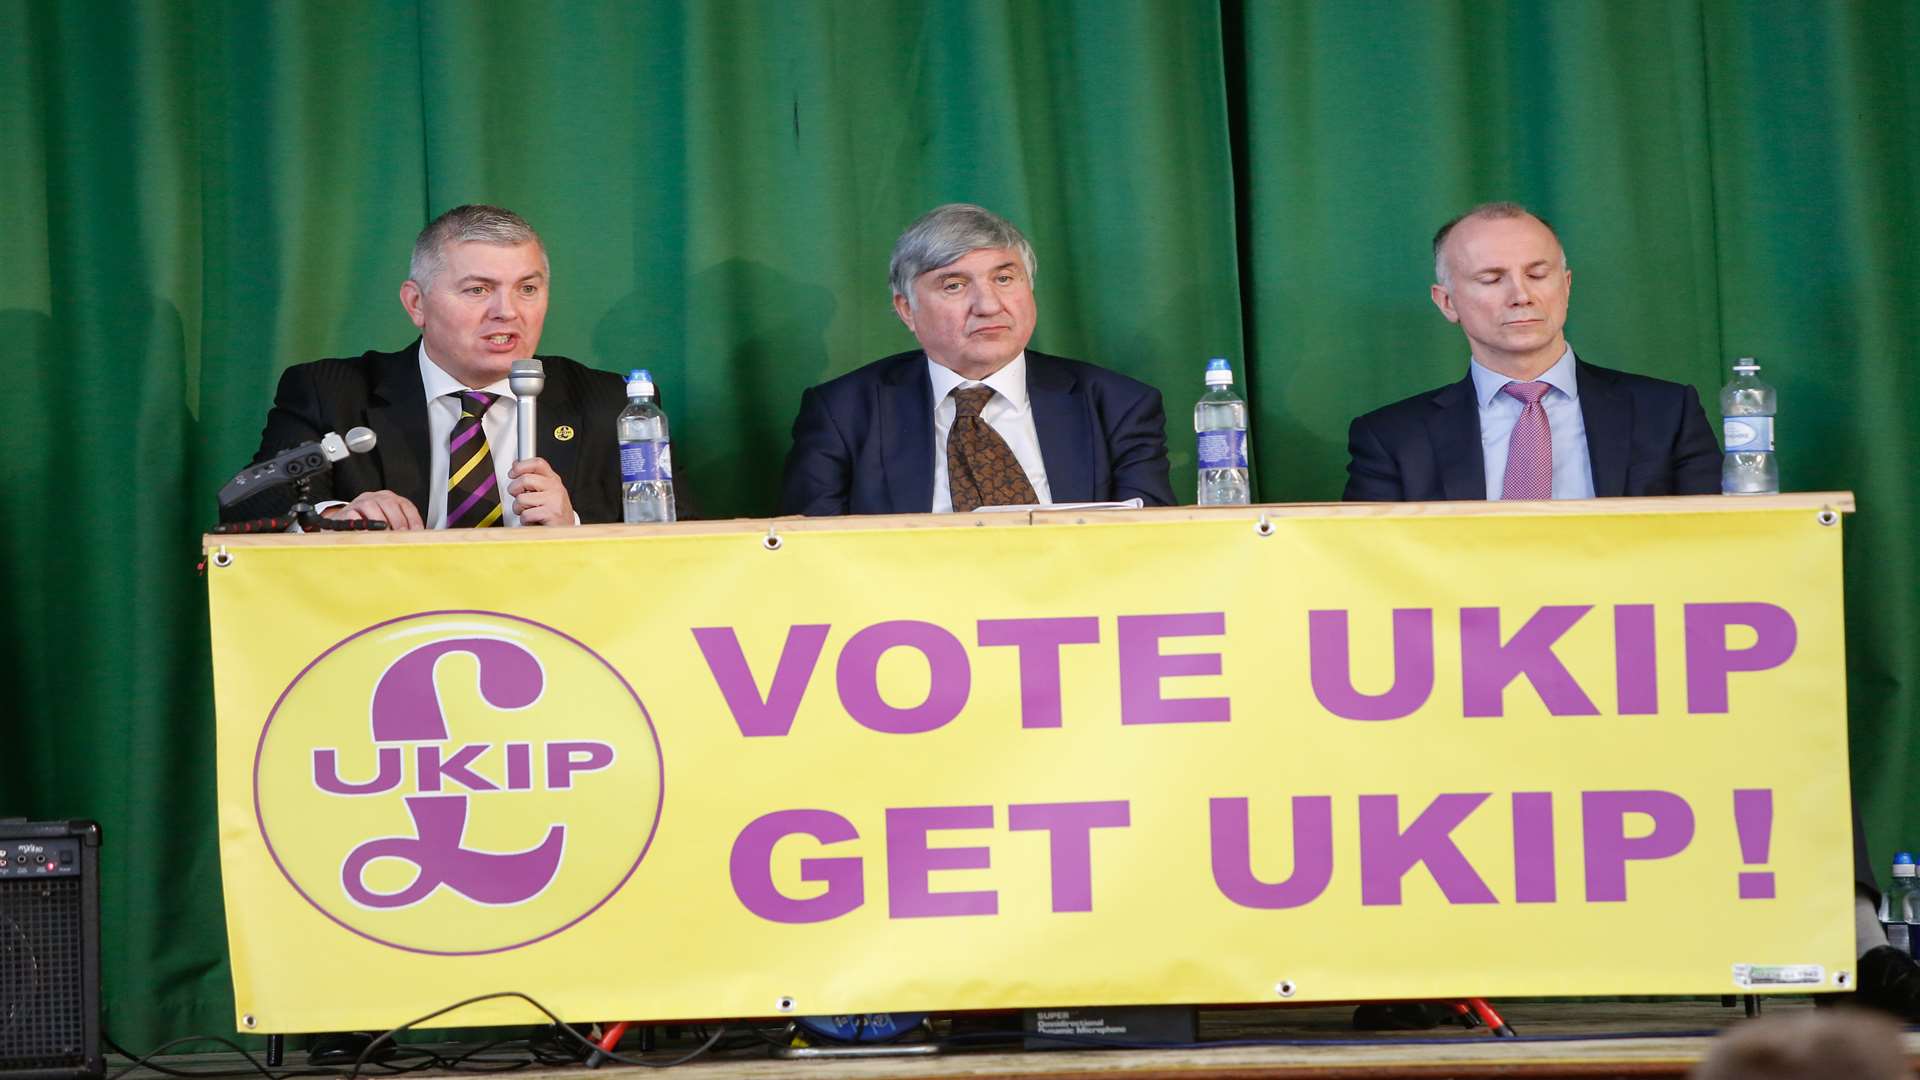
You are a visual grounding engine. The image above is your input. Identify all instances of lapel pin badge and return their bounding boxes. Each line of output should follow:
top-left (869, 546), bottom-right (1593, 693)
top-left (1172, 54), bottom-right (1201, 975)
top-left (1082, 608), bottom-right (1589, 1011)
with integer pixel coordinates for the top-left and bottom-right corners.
top-left (553, 424), bottom-right (576, 442)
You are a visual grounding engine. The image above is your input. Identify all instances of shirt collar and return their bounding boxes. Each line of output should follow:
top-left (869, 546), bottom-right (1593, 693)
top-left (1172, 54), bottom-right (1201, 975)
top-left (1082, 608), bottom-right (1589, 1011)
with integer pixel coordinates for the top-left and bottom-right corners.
top-left (928, 352), bottom-right (1030, 412)
top-left (418, 342), bottom-right (515, 401)
top-left (1469, 344), bottom-right (1578, 408)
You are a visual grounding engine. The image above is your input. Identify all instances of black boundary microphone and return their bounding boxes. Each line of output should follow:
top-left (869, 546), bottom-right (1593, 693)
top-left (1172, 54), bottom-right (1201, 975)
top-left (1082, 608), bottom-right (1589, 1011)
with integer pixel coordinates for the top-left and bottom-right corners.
top-left (217, 427), bottom-right (378, 511)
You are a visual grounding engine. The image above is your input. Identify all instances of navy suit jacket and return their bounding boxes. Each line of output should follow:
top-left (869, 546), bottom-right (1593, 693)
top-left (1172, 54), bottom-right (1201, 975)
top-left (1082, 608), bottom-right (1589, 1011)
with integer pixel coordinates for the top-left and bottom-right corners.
top-left (1343, 358), bottom-right (1721, 501)
top-left (781, 349), bottom-right (1175, 515)
top-left (1341, 356), bottom-right (1881, 896)
top-left (223, 342), bottom-right (628, 524)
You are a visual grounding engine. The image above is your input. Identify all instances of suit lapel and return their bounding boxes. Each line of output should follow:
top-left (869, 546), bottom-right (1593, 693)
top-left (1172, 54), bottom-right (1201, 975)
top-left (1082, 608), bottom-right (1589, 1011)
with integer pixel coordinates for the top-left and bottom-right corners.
top-left (880, 355), bottom-right (935, 512)
top-left (1429, 374), bottom-right (1487, 500)
top-left (1577, 359), bottom-right (1631, 497)
top-left (535, 358), bottom-right (585, 487)
top-left (1027, 352), bottom-right (1091, 503)
top-left (365, 344), bottom-right (431, 514)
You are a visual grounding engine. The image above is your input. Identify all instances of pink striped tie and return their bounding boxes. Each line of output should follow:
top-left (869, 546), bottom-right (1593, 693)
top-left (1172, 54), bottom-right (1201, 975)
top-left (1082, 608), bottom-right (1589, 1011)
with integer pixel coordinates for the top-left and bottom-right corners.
top-left (1500, 381), bottom-right (1552, 500)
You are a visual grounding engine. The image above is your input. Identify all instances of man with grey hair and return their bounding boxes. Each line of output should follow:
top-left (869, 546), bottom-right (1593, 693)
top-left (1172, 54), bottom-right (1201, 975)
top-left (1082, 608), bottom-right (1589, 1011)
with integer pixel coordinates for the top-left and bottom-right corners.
top-left (781, 203), bottom-right (1174, 515)
top-left (1344, 201), bottom-right (1720, 502)
top-left (224, 203), bottom-right (627, 527)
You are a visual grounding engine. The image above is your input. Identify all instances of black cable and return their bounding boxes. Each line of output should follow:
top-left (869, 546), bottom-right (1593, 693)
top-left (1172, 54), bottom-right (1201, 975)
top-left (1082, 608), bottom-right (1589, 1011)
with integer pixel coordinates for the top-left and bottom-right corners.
top-left (588, 1025), bottom-right (728, 1069)
top-left (733, 1022), bottom-right (795, 1049)
top-left (104, 1027), bottom-right (492, 1080)
top-left (104, 1030), bottom-right (337, 1080)
top-left (511, 1026), bottom-right (580, 1066)
top-left (432, 1037), bottom-right (540, 1073)
top-left (705, 1031), bottom-right (792, 1055)
top-left (106, 1019), bottom-right (577, 1079)
top-left (347, 993), bottom-right (725, 1076)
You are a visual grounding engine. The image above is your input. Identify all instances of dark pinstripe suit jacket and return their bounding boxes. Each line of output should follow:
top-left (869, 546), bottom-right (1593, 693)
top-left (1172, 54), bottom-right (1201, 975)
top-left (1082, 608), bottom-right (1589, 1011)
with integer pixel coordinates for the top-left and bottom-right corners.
top-left (223, 342), bottom-right (627, 524)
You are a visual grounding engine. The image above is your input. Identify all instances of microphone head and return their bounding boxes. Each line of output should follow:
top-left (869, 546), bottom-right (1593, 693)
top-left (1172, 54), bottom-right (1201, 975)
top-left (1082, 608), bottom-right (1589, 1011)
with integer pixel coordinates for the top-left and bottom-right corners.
top-left (344, 426), bottom-right (378, 454)
top-left (509, 358), bottom-right (546, 397)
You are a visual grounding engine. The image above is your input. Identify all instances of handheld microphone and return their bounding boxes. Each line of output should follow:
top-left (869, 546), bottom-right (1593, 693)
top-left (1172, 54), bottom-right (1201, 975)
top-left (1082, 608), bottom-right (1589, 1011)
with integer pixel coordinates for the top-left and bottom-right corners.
top-left (510, 358), bottom-right (545, 463)
top-left (218, 427), bottom-right (378, 510)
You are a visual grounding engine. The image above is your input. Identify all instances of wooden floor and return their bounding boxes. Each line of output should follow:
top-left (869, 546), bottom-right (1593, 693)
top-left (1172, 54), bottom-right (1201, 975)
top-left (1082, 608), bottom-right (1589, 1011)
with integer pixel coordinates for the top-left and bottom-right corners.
top-left (124, 1001), bottom-right (1920, 1080)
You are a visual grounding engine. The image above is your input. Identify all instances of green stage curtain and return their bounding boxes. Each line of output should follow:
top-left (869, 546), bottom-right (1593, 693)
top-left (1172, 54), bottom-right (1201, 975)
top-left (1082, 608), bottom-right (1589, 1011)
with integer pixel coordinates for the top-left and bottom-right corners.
top-left (1, 0), bottom-right (1913, 1048)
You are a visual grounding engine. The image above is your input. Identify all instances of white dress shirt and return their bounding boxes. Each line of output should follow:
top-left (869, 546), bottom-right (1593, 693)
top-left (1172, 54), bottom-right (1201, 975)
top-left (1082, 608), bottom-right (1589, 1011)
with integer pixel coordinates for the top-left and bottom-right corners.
top-left (419, 345), bottom-right (526, 527)
top-left (928, 353), bottom-right (1053, 512)
top-left (1469, 345), bottom-right (1596, 500)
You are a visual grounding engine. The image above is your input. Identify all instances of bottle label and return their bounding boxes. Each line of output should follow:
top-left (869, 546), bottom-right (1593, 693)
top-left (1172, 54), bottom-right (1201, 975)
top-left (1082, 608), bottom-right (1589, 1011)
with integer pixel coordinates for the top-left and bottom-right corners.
top-left (1196, 429), bottom-right (1248, 470)
top-left (1723, 417), bottom-right (1773, 452)
top-left (619, 440), bottom-right (673, 483)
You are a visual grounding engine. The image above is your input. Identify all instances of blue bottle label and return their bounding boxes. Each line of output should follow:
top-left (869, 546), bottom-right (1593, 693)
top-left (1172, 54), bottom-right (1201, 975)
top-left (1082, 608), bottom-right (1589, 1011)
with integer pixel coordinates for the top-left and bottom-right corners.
top-left (1723, 417), bottom-right (1773, 452)
top-left (1196, 429), bottom-right (1248, 470)
top-left (620, 440), bottom-right (672, 483)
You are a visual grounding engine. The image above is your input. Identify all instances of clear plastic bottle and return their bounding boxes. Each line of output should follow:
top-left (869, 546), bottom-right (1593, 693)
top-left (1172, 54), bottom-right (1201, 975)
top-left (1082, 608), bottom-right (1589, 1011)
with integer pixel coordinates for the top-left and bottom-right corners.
top-left (1884, 853), bottom-right (1915, 953)
top-left (1907, 879), bottom-right (1920, 961)
top-left (617, 369), bottom-right (676, 523)
top-left (1720, 357), bottom-right (1778, 494)
top-left (1194, 357), bottom-right (1251, 505)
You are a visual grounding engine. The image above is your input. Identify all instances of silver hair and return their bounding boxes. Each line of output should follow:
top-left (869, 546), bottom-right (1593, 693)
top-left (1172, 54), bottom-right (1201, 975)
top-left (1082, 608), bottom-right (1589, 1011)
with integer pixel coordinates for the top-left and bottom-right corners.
top-left (888, 203), bottom-right (1037, 309)
top-left (1432, 201), bottom-right (1566, 287)
top-left (408, 204), bottom-right (549, 290)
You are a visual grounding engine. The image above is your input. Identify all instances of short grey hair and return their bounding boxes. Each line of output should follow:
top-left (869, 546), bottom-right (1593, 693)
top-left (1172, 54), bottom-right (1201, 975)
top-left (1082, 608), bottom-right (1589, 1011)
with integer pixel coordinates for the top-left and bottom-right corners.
top-left (1432, 201), bottom-right (1566, 287)
top-left (888, 203), bottom-right (1037, 309)
top-left (408, 204), bottom-right (549, 290)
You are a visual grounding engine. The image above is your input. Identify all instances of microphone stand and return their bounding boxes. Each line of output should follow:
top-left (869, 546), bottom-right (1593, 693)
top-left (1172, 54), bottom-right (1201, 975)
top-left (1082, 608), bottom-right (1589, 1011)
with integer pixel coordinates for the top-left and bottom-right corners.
top-left (210, 476), bottom-right (390, 534)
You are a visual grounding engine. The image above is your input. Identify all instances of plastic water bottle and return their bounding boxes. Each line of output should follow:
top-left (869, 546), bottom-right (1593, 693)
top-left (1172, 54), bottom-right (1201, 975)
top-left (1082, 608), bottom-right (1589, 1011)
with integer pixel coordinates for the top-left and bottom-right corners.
top-left (1907, 880), bottom-right (1920, 962)
top-left (1720, 357), bottom-right (1778, 494)
top-left (617, 369), bottom-right (676, 523)
top-left (1195, 357), bottom-right (1251, 505)
top-left (1884, 853), bottom-right (1915, 953)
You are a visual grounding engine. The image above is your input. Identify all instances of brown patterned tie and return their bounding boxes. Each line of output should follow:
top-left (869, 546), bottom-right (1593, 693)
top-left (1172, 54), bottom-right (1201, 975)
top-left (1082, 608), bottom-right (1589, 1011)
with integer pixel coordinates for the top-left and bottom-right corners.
top-left (947, 385), bottom-right (1037, 512)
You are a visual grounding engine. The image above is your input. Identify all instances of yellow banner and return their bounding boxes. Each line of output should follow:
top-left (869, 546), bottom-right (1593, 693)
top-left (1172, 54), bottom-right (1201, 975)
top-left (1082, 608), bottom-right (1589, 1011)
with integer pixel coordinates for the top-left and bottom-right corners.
top-left (208, 503), bottom-right (1854, 1032)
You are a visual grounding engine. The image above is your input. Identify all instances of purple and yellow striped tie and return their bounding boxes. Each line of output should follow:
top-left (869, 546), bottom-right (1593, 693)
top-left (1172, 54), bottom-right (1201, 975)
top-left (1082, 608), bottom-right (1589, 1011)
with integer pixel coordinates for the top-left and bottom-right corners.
top-left (446, 391), bottom-right (504, 528)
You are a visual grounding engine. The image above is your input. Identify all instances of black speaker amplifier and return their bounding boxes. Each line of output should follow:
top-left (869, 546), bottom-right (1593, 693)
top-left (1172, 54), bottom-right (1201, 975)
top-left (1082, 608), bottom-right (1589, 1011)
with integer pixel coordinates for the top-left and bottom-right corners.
top-left (0, 820), bottom-right (102, 1080)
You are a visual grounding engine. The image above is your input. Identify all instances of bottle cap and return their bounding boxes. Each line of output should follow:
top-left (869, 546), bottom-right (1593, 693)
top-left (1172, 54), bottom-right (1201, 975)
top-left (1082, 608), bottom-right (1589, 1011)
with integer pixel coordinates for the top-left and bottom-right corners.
top-left (1205, 357), bottom-right (1234, 387)
top-left (1897, 862), bottom-right (1917, 877)
top-left (1900, 852), bottom-right (1915, 864)
top-left (1733, 357), bottom-right (1760, 373)
top-left (626, 369), bottom-right (656, 396)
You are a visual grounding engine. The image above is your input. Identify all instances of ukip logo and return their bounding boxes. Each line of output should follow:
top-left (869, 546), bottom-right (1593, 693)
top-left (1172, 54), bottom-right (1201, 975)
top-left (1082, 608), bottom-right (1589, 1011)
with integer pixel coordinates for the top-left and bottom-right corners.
top-left (253, 611), bottom-right (664, 955)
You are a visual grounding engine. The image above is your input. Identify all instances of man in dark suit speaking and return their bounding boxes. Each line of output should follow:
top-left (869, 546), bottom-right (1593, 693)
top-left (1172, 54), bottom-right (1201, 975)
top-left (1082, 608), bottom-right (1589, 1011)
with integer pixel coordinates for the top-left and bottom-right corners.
top-left (224, 204), bottom-right (624, 528)
top-left (781, 203), bottom-right (1174, 516)
top-left (1343, 201), bottom-right (1720, 502)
